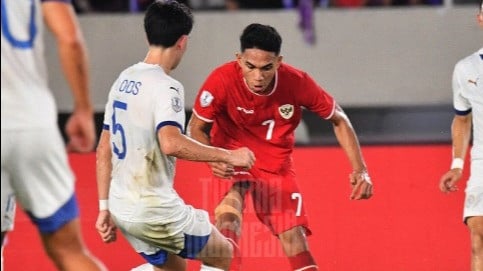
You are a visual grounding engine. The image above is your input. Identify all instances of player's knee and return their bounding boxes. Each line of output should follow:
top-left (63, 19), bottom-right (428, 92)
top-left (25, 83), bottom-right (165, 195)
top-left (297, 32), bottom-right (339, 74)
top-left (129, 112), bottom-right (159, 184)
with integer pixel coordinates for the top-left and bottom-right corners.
top-left (216, 213), bottom-right (241, 231)
top-left (214, 204), bottom-right (242, 224)
top-left (468, 217), bottom-right (483, 253)
top-left (470, 230), bottom-right (483, 253)
top-left (278, 227), bottom-right (308, 256)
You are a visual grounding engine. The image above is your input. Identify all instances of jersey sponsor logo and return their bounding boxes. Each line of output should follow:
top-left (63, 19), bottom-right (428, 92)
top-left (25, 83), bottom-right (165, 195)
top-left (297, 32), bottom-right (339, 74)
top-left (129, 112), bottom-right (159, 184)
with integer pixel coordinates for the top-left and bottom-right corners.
top-left (171, 97), bottom-right (183, 112)
top-left (236, 106), bottom-right (254, 114)
top-left (278, 104), bottom-right (294, 119)
top-left (200, 90), bottom-right (214, 107)
top-left (169, 86), bottom-right (180, 93)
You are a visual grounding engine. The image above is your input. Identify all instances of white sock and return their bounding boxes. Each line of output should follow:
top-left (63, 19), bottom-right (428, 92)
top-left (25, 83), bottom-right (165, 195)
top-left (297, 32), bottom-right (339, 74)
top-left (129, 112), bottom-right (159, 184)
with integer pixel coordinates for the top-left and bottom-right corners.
top-left (200, 264), bottom-right (224, 271)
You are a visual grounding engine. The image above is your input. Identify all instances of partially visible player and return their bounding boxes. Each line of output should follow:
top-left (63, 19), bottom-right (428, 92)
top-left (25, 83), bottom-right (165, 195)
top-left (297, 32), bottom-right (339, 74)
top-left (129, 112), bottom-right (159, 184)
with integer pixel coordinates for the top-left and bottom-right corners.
top-left (94, 1), bottom-right (255, 271)
top-left (438, 1), bottom-right (483, 270)
top-left (187, 23), bottom-right (373, 271)
top-left (1, 0), bottom-right (105, 270)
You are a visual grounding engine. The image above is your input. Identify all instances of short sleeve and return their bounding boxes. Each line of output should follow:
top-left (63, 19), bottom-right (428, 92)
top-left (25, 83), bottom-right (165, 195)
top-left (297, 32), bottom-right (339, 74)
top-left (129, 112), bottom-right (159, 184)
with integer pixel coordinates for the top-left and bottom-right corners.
top-left (153, 81), bottom-right (186, 133)
top-left (452, 61), bottom-right (471, 115)
top-left (298, 72), bottom-right (336, 119)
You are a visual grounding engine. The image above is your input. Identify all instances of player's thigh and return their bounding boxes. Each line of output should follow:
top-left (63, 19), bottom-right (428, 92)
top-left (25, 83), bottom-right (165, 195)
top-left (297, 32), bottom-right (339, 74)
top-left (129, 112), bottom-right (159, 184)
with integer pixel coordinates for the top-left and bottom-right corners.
top-left (151, 254), bottom-right (186, 271)
top-left (39, 218), bottom-right (85, 254)
top-left (195, 225), bottom-right (232, 261)
top-left (467, 216), bottom-right (483, 234)
top-left (9, 128), bottom-right (75, 219)
top-left (251, 172), bottom-right (309, 235)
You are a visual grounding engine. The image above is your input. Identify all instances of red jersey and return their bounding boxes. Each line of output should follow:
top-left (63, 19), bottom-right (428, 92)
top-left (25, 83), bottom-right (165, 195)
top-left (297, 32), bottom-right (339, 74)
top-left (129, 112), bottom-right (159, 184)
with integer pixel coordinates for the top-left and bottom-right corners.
top-left (193, 61), bottom-right (335, 174)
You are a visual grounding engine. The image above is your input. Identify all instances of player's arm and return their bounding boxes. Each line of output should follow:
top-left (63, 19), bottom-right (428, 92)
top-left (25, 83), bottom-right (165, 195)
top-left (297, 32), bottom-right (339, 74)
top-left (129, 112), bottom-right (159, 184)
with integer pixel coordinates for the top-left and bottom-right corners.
top-left (42, 1), bottom-right (95, 152)
top-left (95, 129), bottom-right (117, 243)
top-left (187, 113), bottom-right (212, 145)
top-left (159, 125), bottom-right (255, 169)
top-left (328, 104), bottom-right (373, 200)
top-left (187, 114), bottom-right (236, 178)
top-left (439, 113), bottom-right (472, 193)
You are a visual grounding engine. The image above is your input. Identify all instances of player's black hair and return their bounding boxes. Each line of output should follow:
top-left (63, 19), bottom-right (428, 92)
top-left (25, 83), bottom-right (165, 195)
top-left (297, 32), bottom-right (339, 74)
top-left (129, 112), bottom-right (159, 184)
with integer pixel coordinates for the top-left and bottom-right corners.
top-left (144, 0), bottom-right (193, 47)
top-left (240, 23), bottom-right (282, 56)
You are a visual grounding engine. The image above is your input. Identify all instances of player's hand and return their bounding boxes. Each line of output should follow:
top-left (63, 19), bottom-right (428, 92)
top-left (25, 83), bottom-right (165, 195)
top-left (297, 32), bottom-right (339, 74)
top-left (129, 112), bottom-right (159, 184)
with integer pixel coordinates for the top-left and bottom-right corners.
top-left (228, 147), bottom-right (256, 170)
top-left (95, 210), bottom-right (117, 243)
top-left (439, 169), bottom-right (462, 193)
top-left (209, 162), bottom-right (235, 178)
top-left (349, 171), bottom-right (373, 200)
top-left (65, 109), bottom-right (96, 153)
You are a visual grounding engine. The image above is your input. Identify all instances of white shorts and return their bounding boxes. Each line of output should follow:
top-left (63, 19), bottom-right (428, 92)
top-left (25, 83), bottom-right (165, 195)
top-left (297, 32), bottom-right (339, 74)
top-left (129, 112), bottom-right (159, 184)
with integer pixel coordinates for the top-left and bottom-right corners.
top-left (112, 205), bottom-right (212, 266)
top-left (1, 128), bottom-right (77, 233)
top-left (463, 159), bottom-right (483, 222)
top-left (0, 173), bottom-right (15, 233)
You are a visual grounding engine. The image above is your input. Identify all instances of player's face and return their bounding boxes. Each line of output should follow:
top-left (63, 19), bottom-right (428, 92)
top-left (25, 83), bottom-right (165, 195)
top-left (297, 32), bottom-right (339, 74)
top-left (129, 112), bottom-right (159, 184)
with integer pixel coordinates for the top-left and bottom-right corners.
top-left (237, 48), bottom-right (282, 95)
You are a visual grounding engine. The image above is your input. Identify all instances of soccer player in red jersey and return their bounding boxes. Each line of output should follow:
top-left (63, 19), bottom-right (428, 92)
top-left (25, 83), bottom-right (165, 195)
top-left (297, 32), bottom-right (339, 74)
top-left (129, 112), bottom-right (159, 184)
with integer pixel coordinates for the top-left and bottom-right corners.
top-left (188, 23), bottom-right (373, 271)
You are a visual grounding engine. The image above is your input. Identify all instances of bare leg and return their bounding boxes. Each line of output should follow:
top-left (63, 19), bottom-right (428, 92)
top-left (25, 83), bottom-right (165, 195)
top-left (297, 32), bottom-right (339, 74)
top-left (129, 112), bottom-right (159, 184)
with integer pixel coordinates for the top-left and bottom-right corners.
top-left (195, 225), bottom-right (233, 271)
top-left (214, 182), bottom-right (250, 271)
top-left (278, 226), bottom-right (317, 271)
top-left (467, 216), bottom-right (483, 271)
top-left (40, 218), bottom-right (106, 271)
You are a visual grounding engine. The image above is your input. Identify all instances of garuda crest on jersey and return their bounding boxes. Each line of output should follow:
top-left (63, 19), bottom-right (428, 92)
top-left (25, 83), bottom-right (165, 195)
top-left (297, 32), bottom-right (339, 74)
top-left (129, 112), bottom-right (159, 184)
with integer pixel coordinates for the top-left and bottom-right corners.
top-left (278, 104), bottom-right (294, 119)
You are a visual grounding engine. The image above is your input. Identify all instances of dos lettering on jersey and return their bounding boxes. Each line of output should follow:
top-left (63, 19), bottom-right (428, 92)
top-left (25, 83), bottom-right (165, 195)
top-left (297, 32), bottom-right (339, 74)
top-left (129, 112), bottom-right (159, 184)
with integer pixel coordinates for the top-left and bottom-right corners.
top-left (118, 80), bottom-right (142, 95)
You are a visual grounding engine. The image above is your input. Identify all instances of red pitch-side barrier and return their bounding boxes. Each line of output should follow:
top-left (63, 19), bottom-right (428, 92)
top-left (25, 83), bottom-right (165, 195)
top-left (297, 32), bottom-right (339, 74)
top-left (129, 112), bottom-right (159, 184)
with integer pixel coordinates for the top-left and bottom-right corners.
top-left (4, 145), bottom-right (469, 271)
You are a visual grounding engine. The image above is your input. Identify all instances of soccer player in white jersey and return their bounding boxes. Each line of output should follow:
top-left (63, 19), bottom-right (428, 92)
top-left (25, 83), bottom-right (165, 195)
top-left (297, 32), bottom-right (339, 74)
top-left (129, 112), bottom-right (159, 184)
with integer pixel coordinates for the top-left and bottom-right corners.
top-left (439, 1), bottom-right (483, 270)
top-left (0, 0), bottom-right (106, 270)
top-left (94, 1), bottom-right (255, 271)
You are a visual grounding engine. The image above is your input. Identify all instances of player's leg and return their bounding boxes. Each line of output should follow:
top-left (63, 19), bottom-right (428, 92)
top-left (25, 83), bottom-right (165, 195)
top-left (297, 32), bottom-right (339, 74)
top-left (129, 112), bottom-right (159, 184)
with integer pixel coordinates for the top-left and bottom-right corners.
top-left (214, 181), bottom-right (251, 270)
top-left (39, 217), bottom-right (106, 270)
top-left (278, 227), bottom-right (317, 271)
top-left (115, 216), bottom-right (187, 271)
top-left (251, 171), bottom-right (318, 271)
top-left (465, 163), bottom-right (483, 271)
top-left (122, 206), bottom-right (231, 271)
top-left (195, 225), bottom-right (233, 270)
top-left (467, 216), bottom-right (483, 271)
top-left (11, 129), bottom-right (106, 271)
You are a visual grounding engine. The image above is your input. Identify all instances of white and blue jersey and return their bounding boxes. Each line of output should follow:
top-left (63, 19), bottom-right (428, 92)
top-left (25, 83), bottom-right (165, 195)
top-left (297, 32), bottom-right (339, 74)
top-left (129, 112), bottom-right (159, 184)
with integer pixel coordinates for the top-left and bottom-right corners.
top-left (102, 62), bottom-right (211, 264)
top-left (1, 0), bottom-right (78, 234)
top-left (452, 47), bottom-right (483, 219)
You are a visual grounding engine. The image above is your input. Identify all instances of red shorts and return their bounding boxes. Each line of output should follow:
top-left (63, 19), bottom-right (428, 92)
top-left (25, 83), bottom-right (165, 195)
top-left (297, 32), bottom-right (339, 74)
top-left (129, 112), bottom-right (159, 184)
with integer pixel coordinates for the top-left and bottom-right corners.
top-left (229, 168), bottom-right (311, 236)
